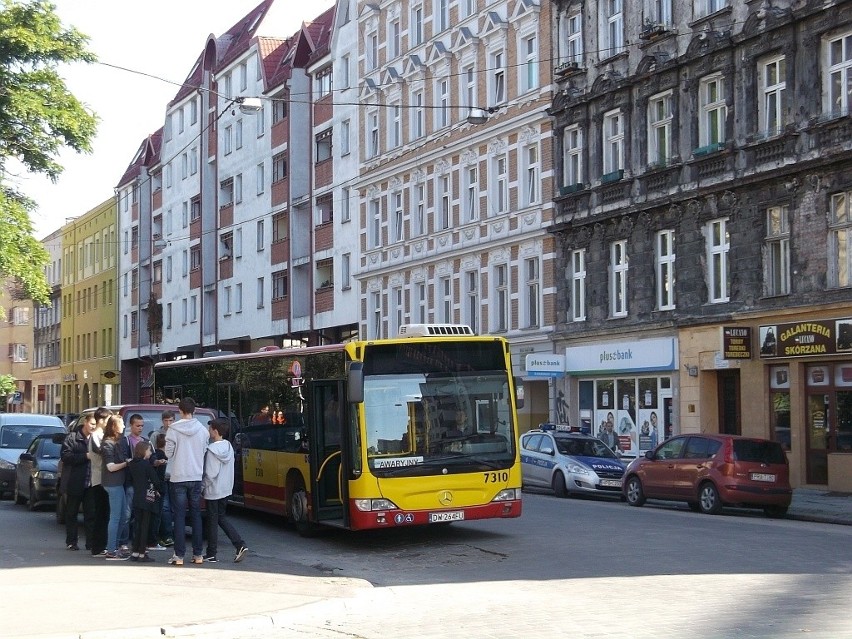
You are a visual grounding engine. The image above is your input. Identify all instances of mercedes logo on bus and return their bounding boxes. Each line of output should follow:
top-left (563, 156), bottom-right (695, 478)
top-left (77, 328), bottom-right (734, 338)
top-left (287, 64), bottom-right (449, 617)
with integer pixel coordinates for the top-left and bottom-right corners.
top-left (438, 490), bottom-right (453, 506)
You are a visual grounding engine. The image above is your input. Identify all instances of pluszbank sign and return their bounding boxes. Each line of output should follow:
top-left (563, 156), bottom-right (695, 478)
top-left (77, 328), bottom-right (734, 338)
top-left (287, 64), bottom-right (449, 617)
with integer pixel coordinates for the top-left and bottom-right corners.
top-left (565, 338), bottom-right (678, 375)
top-left (525, 354), bottom-right (566, 377)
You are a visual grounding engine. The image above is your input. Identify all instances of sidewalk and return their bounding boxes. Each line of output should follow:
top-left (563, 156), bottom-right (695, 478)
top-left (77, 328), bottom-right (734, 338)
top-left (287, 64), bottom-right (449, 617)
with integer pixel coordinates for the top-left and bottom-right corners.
top-left (3, 488), bottom-right (849, 639)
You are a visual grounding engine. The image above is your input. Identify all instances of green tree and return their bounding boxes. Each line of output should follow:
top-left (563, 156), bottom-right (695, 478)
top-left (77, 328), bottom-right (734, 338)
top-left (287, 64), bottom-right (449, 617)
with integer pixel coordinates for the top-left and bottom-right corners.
top-left (0, 0), bottom-right (98, 305)
top-left (0, 373), bottom-right (16, 397)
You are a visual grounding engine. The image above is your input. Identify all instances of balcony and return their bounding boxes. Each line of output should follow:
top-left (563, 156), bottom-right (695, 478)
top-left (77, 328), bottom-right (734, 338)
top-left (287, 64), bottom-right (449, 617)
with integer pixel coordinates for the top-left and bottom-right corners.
top-left (600, 169), bottom-right (624, 184)
top-left (692, 142), bottom-right (725, 157)
top-left (639, 22), bottom-right (672, 41)
top-left (558, 183), bottom-right (585, 196)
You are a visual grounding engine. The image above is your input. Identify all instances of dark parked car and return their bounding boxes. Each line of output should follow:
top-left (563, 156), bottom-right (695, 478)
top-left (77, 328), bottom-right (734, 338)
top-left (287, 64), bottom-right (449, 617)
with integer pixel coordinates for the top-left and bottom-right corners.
top-left (623, 434), bottom-right (792, 517)
top-left (0, 414), bottom-right (65, 499)
top-left (14, 432), bottom-right (63, 510)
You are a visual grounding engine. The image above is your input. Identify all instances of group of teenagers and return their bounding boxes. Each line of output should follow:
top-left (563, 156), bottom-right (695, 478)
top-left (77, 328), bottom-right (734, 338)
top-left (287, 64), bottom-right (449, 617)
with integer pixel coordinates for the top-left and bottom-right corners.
top-left (59, 397), bottom-right (248, 565)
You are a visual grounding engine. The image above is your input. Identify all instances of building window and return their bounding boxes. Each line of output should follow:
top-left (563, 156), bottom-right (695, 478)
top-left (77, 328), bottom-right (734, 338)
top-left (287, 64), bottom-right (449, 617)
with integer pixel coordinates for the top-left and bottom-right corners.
top-left (166, 256), bottom-right (173, 282)
top-left (256, 219), bottom-right (265, 251)
top-left (166, 303), bottom-right (172, 329)
top-left (464, 165), bottom-right (478, 222)
top-left (410, 3), bottom-right (423, 46)
top-left (648, 92), bottom-right (673, 167)
top-left (341, 187), bottom-right (351, 223)
top-left (415, 282), bottom-right (427, 323)
top-left (220, 178), bottom-right (234, 207)
top-left (656, 230), bottom-right (676, 310)
top-left (342, 253), bottom-right (351, 289)
top-left (460, 64), bottom-right (476, 113)
top-left (272, 152), bottom-right (287, 182)
top-left (604, 0), bottom-right (624, 57)
top-left (389, 18), bottom-right (401, 59)
top-left (439, 276), bottom-right (452, 323)
top-left (190, 98), bottom-right (198, 124)
top-left (390, 286), bottom-right (404, 337)
top-left (697, 0), bottom-right (728, 18)
top-left (190, 246), bottom-right (201, 271)
top-left (190, 147), bottom-right (198, 175)
top-left (603, 110), bottom-right (624, 176)
top-left (490, 50), bottom-right (506, 106)
top-left (520, 34), bottom-right (538, 93)
top-left (413, 183), bottom-right (425, 236)
top-left (647, 0), bottom-right (672, 25)
top-left (315, 67), bottom-right (332, 97)
top-left (272, 270), bottom-right (288, 300)
top-left (570, 249), bottom-right (586, 322)
top-left (341, 119), bottom-right (351, 155)
top-left (315, 129), bottom-right (332, 162)
top-left (389, 103), bottom-right (401, 149)
top-left (829, 191), bottom-right (852, 288)
top-left (523, 144), bottom-right (540, 206)
top-left (189, 296), bottom-right (197, 323)
top-left (464, 270), bottom-right (478, 333)
top-left (191, 197), bottom-right (200, 221)
top-left (435, 77), bottom-right (450, 129)
top-left (272, 97), bottom-right (287, 124)
top-left (707, 218), bottom-right (730, 302)
top-left (181, 250), bottom-right (188, 277)
top-left (239, 62), bottom-right (247, 91)
top-left (235, 283), bottom-right (243, 313)
top-left (256, 162), bottom-right (264, 195)
top-left (826, 31), bottom-right (852, 117)
top-left (759, 56), bottom-right (786, 137)
top-left (610, 240), bottom-right (628, 317)
top-left (460, 0), bottom-right (474, 18)
top-left (223, 286), bottom-right (232, 315)
top-left (370, 291), bottom-right (382, 339)
top-left (524, 257), bottom-right (540, 328)
top-left (563, 125), bottom-right (583, 188)
top-left (563, 14), bottom-right (583, 65)
top-left (180, 300), bottom-right (187, 325)
top-left (437, 175), bottom-right (451, 230)
top-left (220, 232), bottom-right (233, 259)
top-left (369, 198), bottom-right (381, 248)
top-left (340, 54), bottom-right (350, 89)
top-left (234, 174), bottom-right (242, 204)
top-left (256, 277), bottom-right (265, 309)
top-left (223, 125), bottom-right (232, 155)
top-left (181, 153), bottom-right (188, 179)
top-left (366, 28), bottom-right (378, 71)
top-left (435, 0), bottom-right (448, 32)
top-left (699, 74), bottom-right (727, 147)
top-left (368, 110), bottom-right (379, 158)
top-left (272, 212), bottom-right (287, 243)
top-left (410, 90), bottom-right (424, 140)
top-left (392, 192), bottom-right (404, 242)
top-left (492, 154), bottom-right (508, 215)
top-left (766, 206), bottom-right (790, 296)
top-left (493, 264), bottom-right (508, 332)
top-left (235, 119), bottom-right (243, 149)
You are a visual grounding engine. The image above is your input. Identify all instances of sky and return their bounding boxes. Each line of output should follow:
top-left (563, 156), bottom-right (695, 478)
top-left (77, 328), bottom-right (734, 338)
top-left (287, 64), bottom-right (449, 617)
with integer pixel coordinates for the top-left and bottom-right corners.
top-left (18, 0), bottom-right (334, 240)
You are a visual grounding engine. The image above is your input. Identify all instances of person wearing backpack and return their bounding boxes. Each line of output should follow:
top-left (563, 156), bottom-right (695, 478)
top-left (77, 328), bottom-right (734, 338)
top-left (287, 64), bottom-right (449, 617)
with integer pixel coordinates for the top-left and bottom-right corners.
top-left (202, 418), bottom-right (248, 563)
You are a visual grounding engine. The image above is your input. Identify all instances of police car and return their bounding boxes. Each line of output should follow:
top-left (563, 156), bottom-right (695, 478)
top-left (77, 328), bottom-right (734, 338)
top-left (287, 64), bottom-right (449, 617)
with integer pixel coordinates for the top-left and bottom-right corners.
top-left (519, 424), bottom-right (626, 498)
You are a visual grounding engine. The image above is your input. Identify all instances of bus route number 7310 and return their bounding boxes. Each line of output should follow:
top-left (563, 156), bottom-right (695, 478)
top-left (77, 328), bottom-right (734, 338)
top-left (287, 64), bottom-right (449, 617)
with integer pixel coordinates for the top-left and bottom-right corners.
top-left (484, 471), bottom-right (509, 483)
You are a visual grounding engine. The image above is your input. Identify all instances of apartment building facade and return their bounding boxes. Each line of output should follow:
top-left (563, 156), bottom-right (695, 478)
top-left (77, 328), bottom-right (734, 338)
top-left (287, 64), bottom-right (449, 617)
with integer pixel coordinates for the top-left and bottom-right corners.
top-left (59, 198), bottom-right (119, 412)
top-left (31, 228), bottom-right (64, 414)
top-left (354, 0), bottom-right (557, 431)
top-left (549, 0), bottom-right (852, 488)
top-left (1, 280), bottom-right (34, 413)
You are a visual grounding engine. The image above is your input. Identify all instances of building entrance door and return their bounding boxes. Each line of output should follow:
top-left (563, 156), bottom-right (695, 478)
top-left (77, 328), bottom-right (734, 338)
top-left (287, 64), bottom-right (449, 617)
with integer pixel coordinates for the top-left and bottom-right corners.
top-left (717, 370), bottom-right (741, 435)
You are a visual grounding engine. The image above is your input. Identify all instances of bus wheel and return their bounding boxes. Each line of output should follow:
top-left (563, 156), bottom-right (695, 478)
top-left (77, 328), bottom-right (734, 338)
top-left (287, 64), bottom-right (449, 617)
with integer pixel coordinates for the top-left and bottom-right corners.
top-left (289, 480), bottom-right (319, 537)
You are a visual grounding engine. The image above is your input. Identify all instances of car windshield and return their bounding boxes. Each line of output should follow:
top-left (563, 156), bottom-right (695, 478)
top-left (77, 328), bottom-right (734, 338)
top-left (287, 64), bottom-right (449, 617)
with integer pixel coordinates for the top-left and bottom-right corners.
top-left (555, 437), bottom-right (619, 459)
top-left (733, 439), bottom-right (786, 464)
top-left (1, 425), bottom-right (61, 449)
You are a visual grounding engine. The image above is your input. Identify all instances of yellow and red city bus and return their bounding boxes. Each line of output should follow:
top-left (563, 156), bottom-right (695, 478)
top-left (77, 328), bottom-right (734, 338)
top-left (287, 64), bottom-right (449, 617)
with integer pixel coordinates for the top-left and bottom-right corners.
top-left (153, 325), bottom-right (522, 533)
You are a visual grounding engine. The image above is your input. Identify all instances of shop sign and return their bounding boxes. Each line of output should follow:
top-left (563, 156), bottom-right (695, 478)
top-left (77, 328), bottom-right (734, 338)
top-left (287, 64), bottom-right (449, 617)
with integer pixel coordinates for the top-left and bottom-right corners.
top-left (565, 337), bottom-right (678, 375)
top-left (525, 354), bottom-right (566, 377)
top-left (759, 318), bottom-right (852, 359)
top-left (722, 327), bottom-right (751, 359)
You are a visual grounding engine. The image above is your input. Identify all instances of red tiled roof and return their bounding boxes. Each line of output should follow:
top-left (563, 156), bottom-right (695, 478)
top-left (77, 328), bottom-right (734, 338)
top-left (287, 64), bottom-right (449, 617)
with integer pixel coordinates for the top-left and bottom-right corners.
top-left (115, 128), bottom-right (163, 189)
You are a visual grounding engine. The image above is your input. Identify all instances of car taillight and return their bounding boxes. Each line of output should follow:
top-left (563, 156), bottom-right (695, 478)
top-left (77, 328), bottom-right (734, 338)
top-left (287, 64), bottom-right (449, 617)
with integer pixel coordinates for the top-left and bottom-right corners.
top-left (722, 438), bottom-right (735, 464)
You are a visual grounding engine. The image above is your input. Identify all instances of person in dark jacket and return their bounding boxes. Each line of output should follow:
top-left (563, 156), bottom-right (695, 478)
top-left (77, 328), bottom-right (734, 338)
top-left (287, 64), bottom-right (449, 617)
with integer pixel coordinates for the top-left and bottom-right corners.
top-left (127, 440), bottom-right (164, 562)
top-left (60, 414), bottom-right (95, 551)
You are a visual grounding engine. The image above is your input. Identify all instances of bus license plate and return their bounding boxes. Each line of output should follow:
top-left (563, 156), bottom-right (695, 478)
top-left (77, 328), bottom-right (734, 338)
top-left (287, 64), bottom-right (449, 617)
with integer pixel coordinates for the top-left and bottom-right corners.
top-left (600, 479), bottom-right (622, 488)
top-left (429, 511), bottom-right (464, 523)
top-left (751, 473), bottom-right (776, 482)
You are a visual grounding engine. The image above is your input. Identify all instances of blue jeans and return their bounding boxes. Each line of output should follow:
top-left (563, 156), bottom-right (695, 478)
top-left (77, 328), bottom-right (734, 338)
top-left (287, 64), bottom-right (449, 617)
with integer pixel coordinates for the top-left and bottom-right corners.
top-left (120, 485), bottom-right (134, 546)
top-left (104, 484), bottom-right (127, 553)
top-left (170, 481), bottom-right (202, 558)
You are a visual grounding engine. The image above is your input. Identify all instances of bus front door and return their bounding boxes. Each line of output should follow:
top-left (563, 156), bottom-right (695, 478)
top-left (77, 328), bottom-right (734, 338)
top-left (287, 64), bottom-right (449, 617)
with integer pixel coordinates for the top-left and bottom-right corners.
top-left (308, 381), bottom-right (346, 526)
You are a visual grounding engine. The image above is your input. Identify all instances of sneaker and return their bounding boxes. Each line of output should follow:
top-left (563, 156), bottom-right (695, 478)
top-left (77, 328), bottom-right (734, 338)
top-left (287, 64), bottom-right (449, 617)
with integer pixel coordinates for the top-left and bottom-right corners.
top-left (147, 543), bottom-right (167, 551)
top-left (138, 554), bottom-right (155, 563)
top-left (105, 551), bottom-right (130, 561)
top-left (161, 538), bottom-right (174, 547)
top-left (92, 550), bottom-right (107, 557)
top-left (66, 544), bottom-right (79, 551)
top-left (203, 555), bottom-right (217, 563)
top-left (191, 555), bottom-right (204, 564)
top-left (119, 545), bottom-right (130, 552)
top-left (168, 555), bottom-right (184, 566)
top-left (234, 545), bottom-right (248, 563)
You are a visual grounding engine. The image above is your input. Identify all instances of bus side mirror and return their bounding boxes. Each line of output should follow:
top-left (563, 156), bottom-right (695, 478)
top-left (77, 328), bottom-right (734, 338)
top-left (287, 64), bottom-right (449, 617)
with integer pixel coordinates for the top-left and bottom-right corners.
top-left (348, 362), bottom-right (364, 403)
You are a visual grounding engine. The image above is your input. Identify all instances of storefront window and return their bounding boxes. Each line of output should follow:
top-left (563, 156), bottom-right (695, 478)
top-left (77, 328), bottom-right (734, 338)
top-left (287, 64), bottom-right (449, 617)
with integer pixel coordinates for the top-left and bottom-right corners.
top-left (769, 365), bottom-right (790, 450)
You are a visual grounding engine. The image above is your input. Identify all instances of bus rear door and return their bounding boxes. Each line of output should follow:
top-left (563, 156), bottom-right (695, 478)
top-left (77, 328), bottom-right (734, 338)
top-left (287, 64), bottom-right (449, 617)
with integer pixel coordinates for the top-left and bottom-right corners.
top-left (307, 381), bottom-right (347, 527)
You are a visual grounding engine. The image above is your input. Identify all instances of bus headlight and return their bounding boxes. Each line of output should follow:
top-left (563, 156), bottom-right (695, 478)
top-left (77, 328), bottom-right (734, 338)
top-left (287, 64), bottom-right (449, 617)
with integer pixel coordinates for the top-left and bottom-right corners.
top-left (354, 498), bottom-right (399, 512)
top-left (491, 488), bottom-right (521, 502)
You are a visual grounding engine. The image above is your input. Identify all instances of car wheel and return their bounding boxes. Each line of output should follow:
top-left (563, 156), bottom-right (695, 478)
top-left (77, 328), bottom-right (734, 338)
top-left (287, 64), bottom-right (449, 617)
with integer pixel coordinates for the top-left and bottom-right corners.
top-left (551, 471), bottom-right (567, 498)
top-left (763, 505), bottom-right (788, 518)
top-left (56, 494), bottom-right (66, 525)
top-left (625, 476), bottom-right (646, 507)
top-left (27, 481), bottom-right (38, 511)
top-left (698, 482), bottom-right (722, 515)
top-left (14, 481), bottom-right (26, 505)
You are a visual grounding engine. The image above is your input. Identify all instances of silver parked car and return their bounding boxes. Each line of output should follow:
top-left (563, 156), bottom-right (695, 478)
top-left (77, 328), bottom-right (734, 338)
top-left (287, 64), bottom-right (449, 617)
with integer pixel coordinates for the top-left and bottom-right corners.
top-left (520, 426), bottom-right (626, 498)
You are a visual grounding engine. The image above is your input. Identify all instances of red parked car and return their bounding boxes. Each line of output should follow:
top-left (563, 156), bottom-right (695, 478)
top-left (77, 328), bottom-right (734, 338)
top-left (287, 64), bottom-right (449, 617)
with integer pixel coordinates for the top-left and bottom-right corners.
top-left (623, 434), bottom-right (792, 518)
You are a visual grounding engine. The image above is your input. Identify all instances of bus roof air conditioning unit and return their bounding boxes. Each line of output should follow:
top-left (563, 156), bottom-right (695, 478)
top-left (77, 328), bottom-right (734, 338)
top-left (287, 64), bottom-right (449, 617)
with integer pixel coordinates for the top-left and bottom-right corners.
top-left (398, 324), bottom-right (475, 338)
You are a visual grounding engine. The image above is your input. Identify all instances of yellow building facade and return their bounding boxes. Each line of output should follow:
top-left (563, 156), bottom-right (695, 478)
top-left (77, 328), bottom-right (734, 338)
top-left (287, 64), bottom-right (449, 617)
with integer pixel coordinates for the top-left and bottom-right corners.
top-left (60, 198), bottom-right (119, 412)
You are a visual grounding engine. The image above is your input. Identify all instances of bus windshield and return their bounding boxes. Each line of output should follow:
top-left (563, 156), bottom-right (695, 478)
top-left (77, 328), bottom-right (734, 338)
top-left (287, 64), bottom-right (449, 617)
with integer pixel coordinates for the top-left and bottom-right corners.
top-left (364, 370), bottom-right (516, 476)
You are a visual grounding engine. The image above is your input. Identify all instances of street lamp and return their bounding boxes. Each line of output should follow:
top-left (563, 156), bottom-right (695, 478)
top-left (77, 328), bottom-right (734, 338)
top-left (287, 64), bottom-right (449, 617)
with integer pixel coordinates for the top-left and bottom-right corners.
top-left (466, 106), bottom-right (496, 125)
